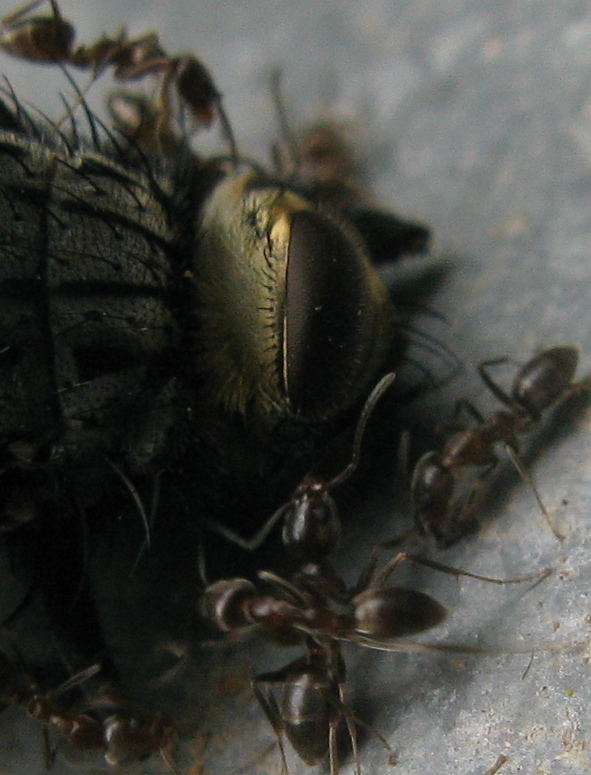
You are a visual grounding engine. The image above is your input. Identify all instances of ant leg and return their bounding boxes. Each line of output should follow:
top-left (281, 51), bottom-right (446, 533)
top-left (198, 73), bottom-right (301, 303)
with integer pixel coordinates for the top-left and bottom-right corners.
top-left (478, 356), bottom-right (518, 409)
top-left (452, 397), bottom-right (486, 424)
top-left (327, 716), bottom-right (340, 775)
top-left (42, 726), bottom-right (57, 770)
top-left (257, 570), bottom-right (312, 608)
top-left (159, 747), bottom-right (182, 775)
top-left (503, 444), bottom-right (563, 540)
top-left (201, 502), bottom-right (289, 552)
top-left (332, 652), bottom-right (353, 775)
top-left (1, 0), bottom-right (47, 26)
top-left (368, 551), bottom-right (551, 591)
top-left (484, 754), bottom-right (509, 775)
top-left (251, 680), bottom-right (290, 775)
top-left (51, 663), bottom-right (102, 695)
top-left (352, 527), bottom-right (416, 595)
top-left (269, 69), bottom-right (301, 180)
top-left (330, 652), bottom-right (394, 772)
top-left (446, 460), bottom-right (498, 538)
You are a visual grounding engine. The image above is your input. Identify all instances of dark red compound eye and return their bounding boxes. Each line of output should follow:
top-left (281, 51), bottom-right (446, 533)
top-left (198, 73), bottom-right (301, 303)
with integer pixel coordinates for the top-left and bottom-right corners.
top-left (284, 208), bottom-right (387, 418)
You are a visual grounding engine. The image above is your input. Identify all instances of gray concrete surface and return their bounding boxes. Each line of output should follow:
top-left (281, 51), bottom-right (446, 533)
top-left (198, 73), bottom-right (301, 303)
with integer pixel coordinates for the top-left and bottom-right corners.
top-left (1, 1), bottom-right (591, 774)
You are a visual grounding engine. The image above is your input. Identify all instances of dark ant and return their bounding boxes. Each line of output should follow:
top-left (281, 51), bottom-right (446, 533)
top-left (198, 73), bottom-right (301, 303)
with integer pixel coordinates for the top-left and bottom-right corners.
top-left (199, 364), bottom-right (551, 773)
top-left (0, 0), bottom-right (237, 155)
top-left (202, 372), bottom-right (397, 561)
top-left (200, 393), bottom-right (548, 775)
top-left (411, 345), bottom-right (590, 544)
top-left (0, 641), bottom-right (104, 767)
top-left (251, 636), bottom-right (397, 775)
top-left (0, 630), bottom-right (179, 772)
top-left (201, 545), bottom-right (546, 774)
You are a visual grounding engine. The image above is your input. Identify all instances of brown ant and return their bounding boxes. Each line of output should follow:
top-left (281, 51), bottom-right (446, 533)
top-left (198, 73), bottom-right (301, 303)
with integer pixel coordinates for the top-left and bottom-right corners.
top-left (0, 630), bottom-right (179, 772)
top-left (201, 372), bottom-right (397, 561)
top-left (199, 364), bottom-right (550, 773)
top-left (411, 344), bottom-right (590, 544)
top-left (198, 370), bottom-right (548, 772)
top-left (200, 484), bottom-right (547, 774)
top-left (0, 0), bottom-right (237, 155)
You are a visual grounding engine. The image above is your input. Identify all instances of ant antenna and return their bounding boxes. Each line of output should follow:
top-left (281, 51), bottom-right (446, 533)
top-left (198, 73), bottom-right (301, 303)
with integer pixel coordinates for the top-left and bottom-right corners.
top-left (200, 372), bottom-right (396, 552)
top-left (270, 68), bottom-right (301, 179)
top-left (215, 96), bottom-right (239, 166)
top-left (326, 372), bottom-right (396, 488)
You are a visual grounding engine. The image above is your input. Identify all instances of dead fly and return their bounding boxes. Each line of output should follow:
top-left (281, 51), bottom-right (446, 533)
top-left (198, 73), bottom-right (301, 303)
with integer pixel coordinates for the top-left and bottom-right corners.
top-left (0, 0), bottom-right (430, 534)
top-left (0, 0), bottom-right (434, 771)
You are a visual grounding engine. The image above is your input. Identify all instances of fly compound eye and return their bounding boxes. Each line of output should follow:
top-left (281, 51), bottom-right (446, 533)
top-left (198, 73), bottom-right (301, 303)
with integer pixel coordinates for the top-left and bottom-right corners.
top-left (195, 171), bottom-right (394, 424)
top-left (284, 208), bottom-right (389, 417)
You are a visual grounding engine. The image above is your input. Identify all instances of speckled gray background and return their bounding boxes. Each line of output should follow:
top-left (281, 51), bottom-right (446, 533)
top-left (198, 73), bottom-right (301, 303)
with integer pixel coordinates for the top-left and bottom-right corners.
top-left (1, 1), bottom-right (591, 774)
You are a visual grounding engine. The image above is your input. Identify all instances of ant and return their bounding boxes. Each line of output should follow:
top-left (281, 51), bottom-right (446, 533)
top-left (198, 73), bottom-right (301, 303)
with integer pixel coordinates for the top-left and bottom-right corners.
top-left (198, 364), bottom-right (552, 773)
top-left (411, 345), bottom-right (590, 544)
top-left (199, 368), bottom-right (548, 774)
top-left (0, 629), bottom-right (179, 772)
top-left (202, 372), bottom-right (397, 562)
top-left (0, 0), bottom-right (237, 155)
top-left (269, 71), bottom-right (430, 262)
top-left (200, 534), bottom-right (546, 774)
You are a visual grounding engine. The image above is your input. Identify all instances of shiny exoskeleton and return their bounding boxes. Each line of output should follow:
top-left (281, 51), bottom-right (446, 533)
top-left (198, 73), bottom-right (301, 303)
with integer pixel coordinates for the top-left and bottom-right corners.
top-left (199, 376), bottom-right (547, 774)
top-left (201, 533), bottom-right (545, 774)
top-left (411, 345), bottom-right (590, 543)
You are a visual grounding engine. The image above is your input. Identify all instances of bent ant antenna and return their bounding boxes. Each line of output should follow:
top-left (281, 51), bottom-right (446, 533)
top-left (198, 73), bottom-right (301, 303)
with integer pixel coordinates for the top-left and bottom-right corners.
top-left (201, 372), bottom-right (396, 552)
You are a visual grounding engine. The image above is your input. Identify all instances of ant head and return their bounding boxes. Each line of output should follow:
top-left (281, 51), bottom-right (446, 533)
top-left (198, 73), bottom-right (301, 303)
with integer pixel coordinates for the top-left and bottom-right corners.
top-left (282, 484), bottom-right (342, 563)
top-left (512, 345), bottom-right (579, 418)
